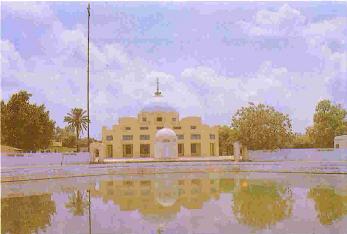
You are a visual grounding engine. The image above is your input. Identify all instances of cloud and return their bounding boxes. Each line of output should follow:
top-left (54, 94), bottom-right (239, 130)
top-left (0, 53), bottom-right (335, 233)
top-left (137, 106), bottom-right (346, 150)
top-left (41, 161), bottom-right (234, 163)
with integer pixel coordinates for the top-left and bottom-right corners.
top-left (238, 4), bottom-right (305, 37)
top-left (1, 2), bottom-right (346, 138)
top-left (180, 60), bottom-right (334, 132)
top-left (2, 2), bottom-right (55, 22)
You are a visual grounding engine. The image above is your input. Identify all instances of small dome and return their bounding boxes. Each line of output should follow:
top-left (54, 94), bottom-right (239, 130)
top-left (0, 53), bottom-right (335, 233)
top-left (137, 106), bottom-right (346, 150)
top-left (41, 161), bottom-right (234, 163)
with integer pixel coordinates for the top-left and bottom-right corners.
top-left (141, 96), bottom-right (176, 113)
top-left (155, 128), bottom-right (177, 141)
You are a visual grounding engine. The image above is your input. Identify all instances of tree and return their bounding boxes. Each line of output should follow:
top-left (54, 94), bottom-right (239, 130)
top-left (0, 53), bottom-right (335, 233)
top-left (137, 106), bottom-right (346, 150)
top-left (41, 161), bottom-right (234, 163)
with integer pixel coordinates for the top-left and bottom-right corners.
top-left (64, 108), bottom-right (89, 152)
top-left (54, 126), bottom-right (76, 148)
top-left (78, 137), bottom-right (98, 148)
top-left (231, 103), bottom-right (293, 150)
top-left (1, 90), bottom-right (55, 151)
top-left (307, 100), bottom-right (347, 148)
top-left (290, 133), bottom-right (314, 149)
top-left (219, 126), bottom-right (238, 155)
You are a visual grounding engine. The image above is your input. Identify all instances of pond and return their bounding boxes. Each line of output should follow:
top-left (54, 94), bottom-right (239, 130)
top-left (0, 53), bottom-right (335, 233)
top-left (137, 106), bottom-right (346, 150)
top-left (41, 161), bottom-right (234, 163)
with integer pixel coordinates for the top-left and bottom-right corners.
top-left (2, 172), bottom-right (347, 234)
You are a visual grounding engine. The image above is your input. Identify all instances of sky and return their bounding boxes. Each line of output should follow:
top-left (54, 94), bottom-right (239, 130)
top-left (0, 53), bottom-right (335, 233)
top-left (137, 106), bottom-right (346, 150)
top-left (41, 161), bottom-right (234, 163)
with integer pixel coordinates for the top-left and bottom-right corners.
top-left (1, 2), bottom-right (347, 139)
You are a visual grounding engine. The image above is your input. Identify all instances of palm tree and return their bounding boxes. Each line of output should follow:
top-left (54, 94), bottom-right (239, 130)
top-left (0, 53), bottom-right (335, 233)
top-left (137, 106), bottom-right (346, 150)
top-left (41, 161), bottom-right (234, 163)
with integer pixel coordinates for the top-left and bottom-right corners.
top-left (65, 190), bottom-right (89, 216)
top-left (64, 108), bottom-right (88, 152)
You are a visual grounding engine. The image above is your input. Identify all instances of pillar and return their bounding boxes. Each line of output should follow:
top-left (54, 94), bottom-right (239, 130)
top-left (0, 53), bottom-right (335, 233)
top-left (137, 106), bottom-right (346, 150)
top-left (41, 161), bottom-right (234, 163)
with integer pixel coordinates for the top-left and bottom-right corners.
top-left (241, 145), bottom-right (248, 161)
top-left (233, 141), bottom-right (241, 162)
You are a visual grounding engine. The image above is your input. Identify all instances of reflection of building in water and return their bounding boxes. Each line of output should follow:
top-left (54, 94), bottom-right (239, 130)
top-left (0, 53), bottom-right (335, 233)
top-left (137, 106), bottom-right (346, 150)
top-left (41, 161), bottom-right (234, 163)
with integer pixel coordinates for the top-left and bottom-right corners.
top-left (91, 177), bottom-right (234, 222)
top-left (91, 79), bottom-right (219, 160)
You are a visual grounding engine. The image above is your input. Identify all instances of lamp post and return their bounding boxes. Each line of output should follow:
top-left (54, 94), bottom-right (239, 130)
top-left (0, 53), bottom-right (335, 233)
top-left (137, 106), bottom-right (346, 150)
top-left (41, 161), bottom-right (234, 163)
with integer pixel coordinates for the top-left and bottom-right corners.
top-left (87, 3), bottom-right (91, 153)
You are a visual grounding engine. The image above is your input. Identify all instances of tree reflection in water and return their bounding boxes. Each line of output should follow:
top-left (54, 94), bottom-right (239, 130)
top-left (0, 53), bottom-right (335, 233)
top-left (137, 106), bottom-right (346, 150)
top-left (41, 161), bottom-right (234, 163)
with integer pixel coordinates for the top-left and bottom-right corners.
top-left (65, 190), bottom-right (89, 216)
top-left (308, 186), bottom-right (347, 225)
top-left (232, 181), bottom-right (293, 230)
top-left (1, 194), bottom-right (56, 234)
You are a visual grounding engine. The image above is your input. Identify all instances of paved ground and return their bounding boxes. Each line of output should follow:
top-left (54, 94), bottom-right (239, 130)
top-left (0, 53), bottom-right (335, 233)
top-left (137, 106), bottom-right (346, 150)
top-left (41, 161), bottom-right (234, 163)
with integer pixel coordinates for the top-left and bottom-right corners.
top-left (1, 159), bottom-right (347, 182)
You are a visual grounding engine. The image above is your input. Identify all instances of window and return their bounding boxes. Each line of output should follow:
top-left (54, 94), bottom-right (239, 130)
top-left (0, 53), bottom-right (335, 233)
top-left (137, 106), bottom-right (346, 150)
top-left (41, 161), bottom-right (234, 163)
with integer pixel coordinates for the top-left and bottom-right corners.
top-left (140, 126), bottom-right (148, 130)
top-left (106, 145), bottom-right (113, 158)
top-left (172, 118), bottom-right (176, 122)
top-left (191, 143), bottom-right (201, 156)
top-left (123, 180), bottom-right (134, 186)
top-left (210, 134), bottom-right (215, 140)
top-left (174, 126), bottom-right (181, 130)
top-left (123, 144), bottom-right (133, 157)
top-left (125, 127), bottom-right (131, 130)
top-left (177, 134), bottom-right (184, 140)
top-left (157, 126), bottom-right (163, 130)
top-left (178, 144), bottom-right (184, 156)
top-left (140, 144), bottom-right (150, 157)
top-left (191, 134), bottom-right (201, 140)
top-left (122, 135), bottom-right (133, 141)
top-left (142, 117), bottom-right (147, 122)
top-left (140, 135), bottom-right (150, 140)
top-left (191, 126), bottom-right (197, 129)
top-left (191, 144), bottom-right (197, 154)
top-left (192, 179), bottom-right (201, 185)
top-left (140, 180), bottom-right (151, 186)
top-left (106, 135), bottom-right (113, 141)
top-left (157, 117), bottom-right (162, 122)
top-left (210, 143), bottom-right (215, 156)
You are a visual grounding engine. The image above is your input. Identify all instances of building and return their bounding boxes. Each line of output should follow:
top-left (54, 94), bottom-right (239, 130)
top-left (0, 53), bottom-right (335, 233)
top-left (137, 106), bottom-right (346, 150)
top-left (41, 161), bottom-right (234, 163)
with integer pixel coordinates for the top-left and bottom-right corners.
top-left (334, 135), bottom-right (347, 149)
top-left (91, 80), bottom-right (219, 161)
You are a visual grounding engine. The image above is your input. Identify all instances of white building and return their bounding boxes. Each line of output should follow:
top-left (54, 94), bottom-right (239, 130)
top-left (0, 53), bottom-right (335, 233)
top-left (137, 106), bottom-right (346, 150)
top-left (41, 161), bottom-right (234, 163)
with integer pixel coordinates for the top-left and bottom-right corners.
top-left (334, 135), bottom-right (347, 149)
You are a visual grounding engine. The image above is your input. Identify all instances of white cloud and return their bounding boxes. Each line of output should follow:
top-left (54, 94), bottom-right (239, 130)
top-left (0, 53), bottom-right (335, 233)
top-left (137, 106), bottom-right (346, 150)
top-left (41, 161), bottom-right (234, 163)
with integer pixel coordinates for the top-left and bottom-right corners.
top-left (2, 2), bottom-right (55, 22)
top-left (238, 4), bottom-right (305, 37)
top-left (2, 2), bottom-right (346, 138)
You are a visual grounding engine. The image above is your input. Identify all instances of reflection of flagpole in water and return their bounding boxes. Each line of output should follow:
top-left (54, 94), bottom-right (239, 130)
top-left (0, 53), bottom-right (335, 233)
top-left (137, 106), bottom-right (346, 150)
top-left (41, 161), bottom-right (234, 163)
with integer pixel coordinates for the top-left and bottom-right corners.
top-left (88, 189), bottom-right (92, 234)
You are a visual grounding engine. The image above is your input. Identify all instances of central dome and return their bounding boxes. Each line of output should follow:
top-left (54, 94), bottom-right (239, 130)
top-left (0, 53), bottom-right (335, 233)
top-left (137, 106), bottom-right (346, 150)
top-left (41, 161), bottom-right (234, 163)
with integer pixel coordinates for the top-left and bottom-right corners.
top-left (141, 96), bottom-right (176, 113)
top-left (141, 78), bottom-right (177, 113)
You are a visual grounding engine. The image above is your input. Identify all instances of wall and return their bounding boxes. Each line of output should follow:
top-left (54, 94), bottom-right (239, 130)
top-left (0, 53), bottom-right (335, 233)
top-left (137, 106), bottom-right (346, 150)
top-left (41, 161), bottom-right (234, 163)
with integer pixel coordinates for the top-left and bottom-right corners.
top-left (248, 148), bottom-right (347, 161)
top-left (1, 152), bottom-right (90, 167)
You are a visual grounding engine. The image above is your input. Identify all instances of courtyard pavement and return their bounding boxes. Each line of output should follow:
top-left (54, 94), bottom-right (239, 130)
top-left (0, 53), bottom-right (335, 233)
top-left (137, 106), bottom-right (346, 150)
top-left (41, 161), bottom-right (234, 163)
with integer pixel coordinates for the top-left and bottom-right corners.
top-left (1, 158), bottom-right (347, 183)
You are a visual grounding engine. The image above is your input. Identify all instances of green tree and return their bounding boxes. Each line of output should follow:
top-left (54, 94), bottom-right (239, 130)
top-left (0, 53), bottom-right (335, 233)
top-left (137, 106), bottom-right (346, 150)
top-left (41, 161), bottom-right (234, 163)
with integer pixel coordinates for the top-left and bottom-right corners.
top-left (307, 100), bottom-right (347, 148)
top-left (231, 103), bottom-right (293, 150)
top-left (290, 133), bottom-right (314, 149)
top-left (54, 126), bottom-right (76, 148)
top-left (65, 190), bottom-right (89, 216)
top-left (1, 194), bottom-right (56, 234)
top-left (64, 108), bottom-right (88, 152)
top-left (1, 91), bottom-right (55, 151)
top-left (219, 126), bottom-right (237, 155)
top-left (308, 186), bottom-right (347, 225)
top-left (78, 137), bottom-right (98, 148)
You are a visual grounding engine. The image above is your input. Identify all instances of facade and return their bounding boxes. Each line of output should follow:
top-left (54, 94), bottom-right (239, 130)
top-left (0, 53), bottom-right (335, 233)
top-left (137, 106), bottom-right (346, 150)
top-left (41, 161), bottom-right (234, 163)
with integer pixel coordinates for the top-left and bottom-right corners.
top-left (334, 135), bottom-right (347, 149)
top-left (91, 81), bottom-right (219, 160)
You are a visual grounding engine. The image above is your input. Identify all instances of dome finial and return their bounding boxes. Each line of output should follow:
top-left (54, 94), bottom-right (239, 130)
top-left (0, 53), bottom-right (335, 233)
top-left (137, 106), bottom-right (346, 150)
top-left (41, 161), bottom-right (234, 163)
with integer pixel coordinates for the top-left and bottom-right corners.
top-left (155, 78), bottom-right (162, 96)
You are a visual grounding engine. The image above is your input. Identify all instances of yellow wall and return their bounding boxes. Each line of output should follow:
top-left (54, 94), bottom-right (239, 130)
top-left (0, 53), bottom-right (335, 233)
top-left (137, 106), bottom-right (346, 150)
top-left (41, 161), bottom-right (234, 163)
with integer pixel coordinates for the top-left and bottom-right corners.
top-left (101, 110), bottom-right (219, 158)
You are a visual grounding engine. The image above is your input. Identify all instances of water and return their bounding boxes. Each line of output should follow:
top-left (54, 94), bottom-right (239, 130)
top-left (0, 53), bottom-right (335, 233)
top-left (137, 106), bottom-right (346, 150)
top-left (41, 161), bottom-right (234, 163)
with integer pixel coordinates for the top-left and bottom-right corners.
top-left (2, 172), bottom-right (347, 234)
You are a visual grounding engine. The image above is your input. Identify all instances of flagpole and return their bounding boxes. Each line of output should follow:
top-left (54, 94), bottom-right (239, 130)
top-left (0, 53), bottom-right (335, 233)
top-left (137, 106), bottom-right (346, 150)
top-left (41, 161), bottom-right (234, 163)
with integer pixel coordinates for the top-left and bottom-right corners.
top-left (87, 3), bottom-right (90, 153)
